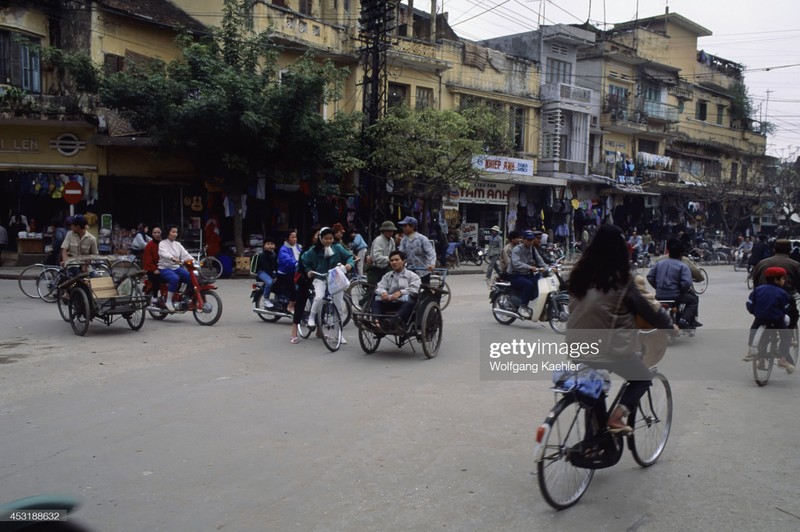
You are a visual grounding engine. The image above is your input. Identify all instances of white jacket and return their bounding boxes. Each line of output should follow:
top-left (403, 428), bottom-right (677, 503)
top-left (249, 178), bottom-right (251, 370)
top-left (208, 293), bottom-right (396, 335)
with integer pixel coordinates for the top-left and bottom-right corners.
top-left (158, 239), bottom-right (192, 270)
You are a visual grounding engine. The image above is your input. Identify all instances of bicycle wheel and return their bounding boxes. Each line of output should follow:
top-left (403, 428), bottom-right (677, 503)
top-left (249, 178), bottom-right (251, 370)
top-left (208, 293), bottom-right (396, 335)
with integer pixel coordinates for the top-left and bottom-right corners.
top-left (57, 287), bottom-right (71, 322)
top-left (320, 302), bottom-right (342, 352)
top-left (18, 264), bottom-right (43, 298)
top-left (199, 256), bottom-right (223, 280)
top-left (110, 259), bottom-right (139, 282)
top-left (535, 397), bottom-right (595, 510)
top-left (439, 281), bottom-right (451, 311)
top-left (693, 268), bottom-right (708, 295)
top-left (124, 284), bottom-right (146, 331)
top-left (69, 287), bottom-right (92, 336)
top-left (193, 290), bottom-right (223, 326)
top-left (358, 327), bottom-right (382, 354)
top-left (341, 297), bottom-right (352, 328)
top-left (628, 372), bottom-right (673, 467)
top-left (36, 269), bottom-right (60, 303)
top-left (753, 328), bottom-right (776, 386)
top-left (297, 299), bottom-right (314, 338)
top-left (346, 280), bottom-right (372, 312)
top-left (746, 273), bottom-right (753, 290)
top-left (420, 301), bottom-right (443, 359)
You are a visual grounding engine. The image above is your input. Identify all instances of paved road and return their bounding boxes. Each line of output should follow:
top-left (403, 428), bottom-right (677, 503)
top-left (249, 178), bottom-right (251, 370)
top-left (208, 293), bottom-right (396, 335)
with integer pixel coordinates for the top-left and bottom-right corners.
top-left (0, 268), bottom-right (799, 531)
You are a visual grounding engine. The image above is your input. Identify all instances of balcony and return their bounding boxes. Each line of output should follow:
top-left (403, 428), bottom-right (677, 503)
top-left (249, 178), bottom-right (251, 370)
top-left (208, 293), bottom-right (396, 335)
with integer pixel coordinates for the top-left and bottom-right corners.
top-left (636, 99), bottom-right (679, 123)
top-left (0, 91), bottom-right (92, 121)
top-left (540, 83), bottom-right (591, 106)
top-left (539, 158), bottom-right (587, 176)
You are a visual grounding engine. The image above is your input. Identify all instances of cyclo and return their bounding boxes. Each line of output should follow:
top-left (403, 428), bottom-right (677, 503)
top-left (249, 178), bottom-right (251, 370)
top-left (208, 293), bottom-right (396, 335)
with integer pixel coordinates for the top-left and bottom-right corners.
top-left (56, 256), bottom-right (148, 336)
top-left (350, 268), bottom-right (448, 358)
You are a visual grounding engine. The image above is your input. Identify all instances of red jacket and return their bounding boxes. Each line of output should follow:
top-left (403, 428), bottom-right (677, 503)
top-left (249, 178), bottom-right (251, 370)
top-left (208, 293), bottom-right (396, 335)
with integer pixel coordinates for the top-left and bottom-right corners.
top-left (143, 240), bottom-right (160, 272)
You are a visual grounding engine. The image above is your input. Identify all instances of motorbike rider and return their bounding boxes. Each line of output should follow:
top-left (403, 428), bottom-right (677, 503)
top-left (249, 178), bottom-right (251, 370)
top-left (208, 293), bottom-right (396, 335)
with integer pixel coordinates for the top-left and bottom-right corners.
top-left (507, 230), bottom-right (547, 319)
top-left (647, 239), bottom-right (701, 328)
top-left (158, 225), bottom-right (193, 312)
top-left (628, 231), bottom-right (643, 263)
top-left (142, 225), bottom-right (162, 305)
top-left (255, 237), bottom-right (278, 309)
top-left (496, 230), bottom-right (520, 280)
top-left (751, 239), bottom-right (800, 330)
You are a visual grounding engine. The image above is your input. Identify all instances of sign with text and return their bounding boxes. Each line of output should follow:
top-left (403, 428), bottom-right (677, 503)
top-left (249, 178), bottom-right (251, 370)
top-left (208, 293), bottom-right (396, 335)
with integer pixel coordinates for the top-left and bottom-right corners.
top-left (472, 155), bottom-right (534, 177)
top-left (452, 182), bottom-right (511, 205)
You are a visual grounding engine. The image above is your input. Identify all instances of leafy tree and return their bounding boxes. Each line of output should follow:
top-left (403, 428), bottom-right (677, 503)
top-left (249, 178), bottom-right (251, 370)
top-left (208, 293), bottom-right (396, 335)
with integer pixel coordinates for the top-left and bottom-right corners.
top-left (46, 0), bottom-right (363, 253)
top-left (366, 105), bottom-right (513, 200)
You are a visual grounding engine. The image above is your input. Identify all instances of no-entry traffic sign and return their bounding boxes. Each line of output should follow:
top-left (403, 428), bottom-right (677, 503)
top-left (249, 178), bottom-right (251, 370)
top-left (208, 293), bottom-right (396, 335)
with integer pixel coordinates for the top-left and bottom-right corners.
top-left (63, 181), bottom-right (84, 205)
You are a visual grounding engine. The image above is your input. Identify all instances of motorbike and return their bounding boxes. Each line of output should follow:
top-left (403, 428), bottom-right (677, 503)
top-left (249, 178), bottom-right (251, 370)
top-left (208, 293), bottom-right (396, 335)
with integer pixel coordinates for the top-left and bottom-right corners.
top-left (658, 299), bottom-right (695, 339)
top-left (461, 243), bottom-right (485, 266)
top-left (489, 262), bottom-right (570, 334)
top-left (144, 259), bottom-right (223, 326)
top-left (252, 280), bottom-right (294, 322)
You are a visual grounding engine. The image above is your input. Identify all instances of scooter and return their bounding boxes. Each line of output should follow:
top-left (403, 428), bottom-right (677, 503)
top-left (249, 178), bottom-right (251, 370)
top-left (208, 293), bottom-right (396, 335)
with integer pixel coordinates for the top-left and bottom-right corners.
top-left (144, 259), bottom-right (223, 326)
top-left (658, 299), bottom-right (695, 339)
top-left (489, 263), bottom-right (570, 334)
top-left (461, 243), bottom-right (485, 266)
top-left (252, 280), bottom-right (294, 322)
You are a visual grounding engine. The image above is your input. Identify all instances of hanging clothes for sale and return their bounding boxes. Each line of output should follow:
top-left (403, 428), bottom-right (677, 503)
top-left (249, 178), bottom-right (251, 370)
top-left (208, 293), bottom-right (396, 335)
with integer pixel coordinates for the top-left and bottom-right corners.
top-left (256, 178), bottom-right (267, 200)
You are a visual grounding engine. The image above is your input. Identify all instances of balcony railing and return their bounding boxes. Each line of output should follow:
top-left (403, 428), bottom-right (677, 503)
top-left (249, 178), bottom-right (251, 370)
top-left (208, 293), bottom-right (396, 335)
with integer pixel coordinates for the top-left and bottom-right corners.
top-left (541, 83), bottom-right (591, 104)
top-left (637, 99), bottom-right (679, 122)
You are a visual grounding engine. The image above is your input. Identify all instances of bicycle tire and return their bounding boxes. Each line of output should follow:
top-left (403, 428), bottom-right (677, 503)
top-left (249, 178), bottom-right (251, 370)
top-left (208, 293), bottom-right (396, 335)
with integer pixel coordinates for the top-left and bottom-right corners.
top-left (694, 268), bottom-right (708, 295)
top-left (36, 268), bottom-right (60, 303)
top-left (110, 259), bottom-right (139, 282)
top-left (628, 372), bottom-right (673, 466)
top-left (345, 280), bottom-right (372, 312)
top-left (297, 298), bottom-right (314, 338)
top-left (536, 396), bottom-right (595, 510)
top-left (57, 287), bottom-right (71, 322)
top-left (439, 281), bottom-right (451, 311)
top-left (320, 302), bottom-right (342, 352)
top-left (746, 273), bottom-right (753, 290)
top-left (420, 301), bottom-right (443, 358)
top-left (124, 283), bottom-right (146, 331)
top-left (69, 286), bottom-right (92, 336)
top-left (358, 327), bottom-right (382, 354)
top-left (18, 264), bottom-right (43, 298)
top-left (753, 327), bottom-right (776, 386)
top-left (199, 256), bottom-right (223, 280)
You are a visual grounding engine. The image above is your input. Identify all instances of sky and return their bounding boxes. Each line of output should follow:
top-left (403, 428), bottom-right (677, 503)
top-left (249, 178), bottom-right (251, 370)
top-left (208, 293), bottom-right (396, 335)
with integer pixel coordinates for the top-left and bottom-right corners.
top-left (437, 0), bottom-right (800, 161)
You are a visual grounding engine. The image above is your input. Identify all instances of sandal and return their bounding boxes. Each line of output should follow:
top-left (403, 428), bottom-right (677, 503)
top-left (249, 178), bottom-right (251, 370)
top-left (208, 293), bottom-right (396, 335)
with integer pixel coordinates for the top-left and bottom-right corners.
top-left (290, 336), bottom-right (299, 344)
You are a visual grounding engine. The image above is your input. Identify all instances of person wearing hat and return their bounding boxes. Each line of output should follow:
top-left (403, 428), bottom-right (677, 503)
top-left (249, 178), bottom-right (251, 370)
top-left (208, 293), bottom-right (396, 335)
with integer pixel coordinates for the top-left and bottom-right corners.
top-left (255, 236), bottom-right (279, 308)
top-left (751, 239), bottom-right (800, 331)
top-left (745, 266), bottom-right (795, 373)
top-left (60, 214), bottom-right (98, 268)
top-left (397, 216), bottom-right (437, 284)
top-left (507, 230), bottom-right (548, 319)
top-left (368, 221), bottom-right (397, 286)
top-left (485, 225), bottom-right (503, 286)
top-left (647, 239), bottom-right (700, 328)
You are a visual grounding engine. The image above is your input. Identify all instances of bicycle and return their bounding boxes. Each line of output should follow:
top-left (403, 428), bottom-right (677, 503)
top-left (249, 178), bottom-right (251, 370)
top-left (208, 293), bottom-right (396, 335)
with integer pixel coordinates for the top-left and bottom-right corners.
top-left (36, 265), bottom-right (68, 303)
top-left (411, 268), bottom-right (451, 311)
top-left (18, 263), bottom-right (57, 298)
top-left (747, 324), bottom-right (800, 386)
top-left (194, 244), bottom-right (223, 281)
top-left (694, 267), bottom-right (708, 295)
top-left (110, 256), bottom-right (142, 282)
top-left (297, 271), bottom-right (344, 352)
top-left (534, 347), bottom-right (672, 509)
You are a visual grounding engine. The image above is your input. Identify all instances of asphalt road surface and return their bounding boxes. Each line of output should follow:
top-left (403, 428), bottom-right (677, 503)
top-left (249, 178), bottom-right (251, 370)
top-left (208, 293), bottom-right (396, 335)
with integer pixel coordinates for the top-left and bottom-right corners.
top-left (1, 267), bottom-right (799, 531)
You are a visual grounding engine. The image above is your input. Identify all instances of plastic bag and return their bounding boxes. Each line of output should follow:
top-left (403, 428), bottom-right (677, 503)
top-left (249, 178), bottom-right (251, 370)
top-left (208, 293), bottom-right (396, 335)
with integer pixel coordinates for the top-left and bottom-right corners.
top-left (327, 265), bottom-right (349, 295)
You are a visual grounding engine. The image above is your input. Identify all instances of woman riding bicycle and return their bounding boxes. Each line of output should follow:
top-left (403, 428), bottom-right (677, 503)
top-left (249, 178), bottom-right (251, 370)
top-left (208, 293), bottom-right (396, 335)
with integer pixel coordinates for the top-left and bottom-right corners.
top-left (566, 224), bottom-right (673, 433)
top-left (300, 226), bottom-right (355, 337)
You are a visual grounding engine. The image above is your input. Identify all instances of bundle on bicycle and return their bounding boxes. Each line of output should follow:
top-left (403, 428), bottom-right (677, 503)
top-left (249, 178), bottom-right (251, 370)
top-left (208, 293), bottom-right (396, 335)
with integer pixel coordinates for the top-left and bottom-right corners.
top-left (57, 257), bottom-right (148, 336)
top-left (351, 264), bottom-right (447, 359)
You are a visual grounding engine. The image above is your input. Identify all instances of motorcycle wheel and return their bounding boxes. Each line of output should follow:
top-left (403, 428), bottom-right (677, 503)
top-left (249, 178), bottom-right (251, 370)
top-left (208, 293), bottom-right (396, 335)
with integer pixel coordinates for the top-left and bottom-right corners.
top-left (548, 295), bottom-right (569, 335)
top-left (491, 293), bottom-right (517, 325)
top-left (255, 292), bottom-right (282, 323)
top-left (471, 255), bottom-right (484, 266)
top-left (193, 291), bottom-right (223, 326)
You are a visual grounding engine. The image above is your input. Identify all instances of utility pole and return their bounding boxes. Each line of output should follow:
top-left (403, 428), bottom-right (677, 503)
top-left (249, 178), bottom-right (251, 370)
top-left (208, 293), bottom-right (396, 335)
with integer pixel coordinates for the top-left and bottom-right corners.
top-left (359, 0), bottom-right (396, 239)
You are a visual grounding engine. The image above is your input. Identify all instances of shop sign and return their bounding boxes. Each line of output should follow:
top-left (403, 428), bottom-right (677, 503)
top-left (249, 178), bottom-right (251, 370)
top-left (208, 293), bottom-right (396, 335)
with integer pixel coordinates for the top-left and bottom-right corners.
top-left (0, 138), bottom-right (38, 152)
top-left (472, 155), bottom-right (533, 177)
top-left (451, 182), bottom-right (511, 205)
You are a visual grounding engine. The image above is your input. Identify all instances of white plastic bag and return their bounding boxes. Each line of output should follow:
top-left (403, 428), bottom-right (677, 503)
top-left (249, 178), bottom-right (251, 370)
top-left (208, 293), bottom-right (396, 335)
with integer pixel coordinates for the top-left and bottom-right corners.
top-left (327, 265), bottom-right (349, 295)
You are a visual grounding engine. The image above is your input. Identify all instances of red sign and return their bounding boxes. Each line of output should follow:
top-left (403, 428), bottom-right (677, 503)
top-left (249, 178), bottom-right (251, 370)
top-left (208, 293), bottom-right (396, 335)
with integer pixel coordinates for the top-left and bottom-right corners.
top-left (63, 181), bottom-right (84, 205)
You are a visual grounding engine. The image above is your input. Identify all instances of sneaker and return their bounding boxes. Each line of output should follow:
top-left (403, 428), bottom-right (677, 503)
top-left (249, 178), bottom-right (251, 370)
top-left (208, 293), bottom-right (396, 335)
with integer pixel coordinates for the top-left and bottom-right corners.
top-left (743, 352), bottom-right (757, 362)
top-left (518, 306), bottom-right (533, 319)
top-left (307, 316), bottom-right (316, 328)
top-left (778, 360), bottom-right (796, 374)
top-left (263, 299), bottom-right (274, 309)
top-left (340, 335), bottom-right (348, 345)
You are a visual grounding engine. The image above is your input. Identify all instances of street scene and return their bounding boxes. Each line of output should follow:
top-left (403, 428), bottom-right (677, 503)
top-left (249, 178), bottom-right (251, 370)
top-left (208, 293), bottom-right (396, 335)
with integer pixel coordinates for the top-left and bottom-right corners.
top-left (1, 266), bottom-right (799, 530)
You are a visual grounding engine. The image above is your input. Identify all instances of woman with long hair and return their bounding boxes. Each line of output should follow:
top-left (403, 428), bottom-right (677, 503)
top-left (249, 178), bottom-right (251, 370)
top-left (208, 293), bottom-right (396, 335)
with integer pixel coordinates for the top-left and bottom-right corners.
top-left (566, 224), bottom-right (673, 432)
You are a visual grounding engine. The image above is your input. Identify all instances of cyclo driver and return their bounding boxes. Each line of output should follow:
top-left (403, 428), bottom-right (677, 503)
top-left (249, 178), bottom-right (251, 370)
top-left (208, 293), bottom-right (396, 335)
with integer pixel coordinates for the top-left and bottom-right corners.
top-left (507, 230), bottom-right (548, 319)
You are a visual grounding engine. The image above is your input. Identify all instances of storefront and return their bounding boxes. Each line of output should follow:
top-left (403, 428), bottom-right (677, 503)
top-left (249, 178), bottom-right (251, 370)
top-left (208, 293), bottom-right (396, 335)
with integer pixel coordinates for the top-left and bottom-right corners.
top-left (444, 180), bottom-right (511, 245)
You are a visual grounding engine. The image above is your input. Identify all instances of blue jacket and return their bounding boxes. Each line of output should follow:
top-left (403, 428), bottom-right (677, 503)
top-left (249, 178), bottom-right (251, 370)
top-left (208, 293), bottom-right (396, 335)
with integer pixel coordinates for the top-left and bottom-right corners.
top-left (349, 233), bottom-right (367, 253)
top-left (647, 258), bottom-right (692, 299)
top-left (278, 244), bottom-right (302, 275)
top-left (747, 283), bottom-right (792, 322)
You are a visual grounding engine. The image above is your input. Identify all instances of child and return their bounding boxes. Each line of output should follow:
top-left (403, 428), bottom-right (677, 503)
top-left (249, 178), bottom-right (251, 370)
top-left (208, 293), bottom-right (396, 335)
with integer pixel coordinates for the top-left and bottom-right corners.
top-left (745, 266), bottom-right (795, 373)
top-left (255, 237), bottom-right (278, 308)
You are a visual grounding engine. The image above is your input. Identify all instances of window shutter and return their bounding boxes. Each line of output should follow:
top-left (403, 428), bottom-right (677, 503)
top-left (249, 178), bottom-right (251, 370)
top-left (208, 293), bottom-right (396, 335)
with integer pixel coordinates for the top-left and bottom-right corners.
top-left (9, 40), bottom-right (21, 87)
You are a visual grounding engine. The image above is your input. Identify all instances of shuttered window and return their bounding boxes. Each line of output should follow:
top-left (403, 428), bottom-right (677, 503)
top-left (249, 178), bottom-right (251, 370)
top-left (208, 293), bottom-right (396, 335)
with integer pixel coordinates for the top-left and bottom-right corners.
top-left (0, 30), bottom-right (41, 93)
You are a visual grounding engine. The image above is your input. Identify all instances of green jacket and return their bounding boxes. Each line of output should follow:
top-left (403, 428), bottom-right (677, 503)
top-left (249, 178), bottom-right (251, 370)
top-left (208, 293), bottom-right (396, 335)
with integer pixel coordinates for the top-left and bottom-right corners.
top-left (301, 243), bottom-right (355, 277)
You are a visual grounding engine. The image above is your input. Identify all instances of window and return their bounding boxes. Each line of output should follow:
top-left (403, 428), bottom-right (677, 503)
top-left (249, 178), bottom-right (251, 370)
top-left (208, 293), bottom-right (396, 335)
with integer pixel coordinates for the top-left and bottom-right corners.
top-left (546, 58), bottom-right (571, 85)
top-left (677, 100), bottom-right (685, 113)
top-left (510, 106), bottom-right (525, 151)
top-left (104, 54), bottom-right (125, 76)
top-left (695, 101), bottom-right (707, 121)
top-left (717, 104), bottom-right (725, 125)
top-left (299, 0), bottom-right (312, 16)
top-left (415, 87), bottom-right (433, 110)
top-left (643, 84), bottom-right (661, 102)
top-left (0, 30), bottom-right (41, 93)
top-left (731, 162), bottom-right (739, 183)
top-left (638, 139), bottom-right (658, 153)
top-left (388, 83), bottom-right (408, 108)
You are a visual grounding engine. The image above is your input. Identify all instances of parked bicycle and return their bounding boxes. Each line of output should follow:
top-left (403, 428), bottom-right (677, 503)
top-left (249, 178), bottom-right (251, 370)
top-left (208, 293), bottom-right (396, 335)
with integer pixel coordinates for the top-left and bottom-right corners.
top-left (18, 262), bottom-right (58, 299)
top-left (534, 338), bottom-right (672, 510)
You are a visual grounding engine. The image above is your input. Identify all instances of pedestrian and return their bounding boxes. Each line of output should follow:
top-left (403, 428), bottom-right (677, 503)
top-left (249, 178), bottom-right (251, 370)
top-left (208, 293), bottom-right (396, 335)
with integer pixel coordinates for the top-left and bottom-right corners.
top-left (346, 227), bottom-right (368, 277)
top-left (397, 216), bottom-right (436, 284)
top-left (485, 225), bottom-right (502, 286)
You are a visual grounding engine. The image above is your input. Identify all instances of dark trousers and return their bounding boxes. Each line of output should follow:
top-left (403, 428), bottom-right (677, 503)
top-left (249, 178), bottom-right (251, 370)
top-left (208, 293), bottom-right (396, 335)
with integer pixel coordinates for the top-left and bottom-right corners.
top-left (367, 266), bottom-right (389, 286)
top-left (146, 271), bottom-right (162, 297)
top-left (675, 291), bottom-right (699, 324)
top-left (293, 279), bottom-right (311, 325)
top-left (509, 273), bottom-right (538, 307)
top-left (586, 357), bottom-right (652, 413)
top-left (371, 297), bottom-right (415, 323)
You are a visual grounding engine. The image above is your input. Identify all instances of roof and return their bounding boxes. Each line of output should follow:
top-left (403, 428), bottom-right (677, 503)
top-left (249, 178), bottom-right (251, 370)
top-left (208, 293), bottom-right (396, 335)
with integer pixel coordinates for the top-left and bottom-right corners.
top-left (96, 0), bottom-right (206, 34)
top-left (613, 12), bottom-right (712, 38)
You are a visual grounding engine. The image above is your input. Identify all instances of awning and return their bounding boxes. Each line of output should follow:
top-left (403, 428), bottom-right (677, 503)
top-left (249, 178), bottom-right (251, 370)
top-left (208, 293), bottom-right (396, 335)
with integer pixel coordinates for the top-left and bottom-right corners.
top-left (599, 185), bottom-right (660, 196)
top-left (478, 173), bottom-right (568, 187)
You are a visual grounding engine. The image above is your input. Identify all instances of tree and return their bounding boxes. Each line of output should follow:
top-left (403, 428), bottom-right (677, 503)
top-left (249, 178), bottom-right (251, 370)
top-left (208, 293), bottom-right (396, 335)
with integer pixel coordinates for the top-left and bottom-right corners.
top-left (48, 0), bottom-right (363, 254)
top-left (366, 105), bottom-right (513, 200)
